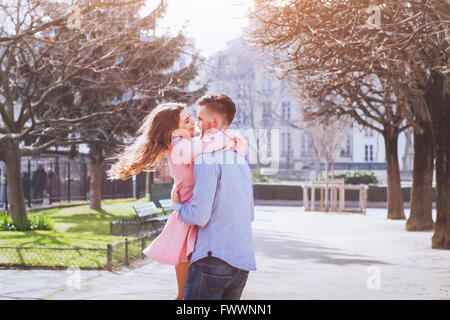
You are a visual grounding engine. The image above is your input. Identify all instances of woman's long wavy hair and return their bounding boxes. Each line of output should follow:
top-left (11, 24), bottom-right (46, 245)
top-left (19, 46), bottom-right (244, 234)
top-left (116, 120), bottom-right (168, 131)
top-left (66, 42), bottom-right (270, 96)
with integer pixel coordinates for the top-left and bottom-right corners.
top-left (106, 103), bottom-right (186, 181)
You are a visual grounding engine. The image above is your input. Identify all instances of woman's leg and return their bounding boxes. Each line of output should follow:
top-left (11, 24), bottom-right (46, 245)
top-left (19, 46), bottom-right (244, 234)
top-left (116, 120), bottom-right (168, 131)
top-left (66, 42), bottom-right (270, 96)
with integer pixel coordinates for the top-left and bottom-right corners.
top-left (175, 261), bottom-right (189, 300)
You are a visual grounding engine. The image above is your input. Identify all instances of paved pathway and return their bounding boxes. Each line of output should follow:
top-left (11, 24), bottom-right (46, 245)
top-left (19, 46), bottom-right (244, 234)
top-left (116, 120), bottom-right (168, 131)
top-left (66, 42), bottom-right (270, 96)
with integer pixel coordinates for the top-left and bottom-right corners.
top-left (1, 206), bottom-right (448, 300)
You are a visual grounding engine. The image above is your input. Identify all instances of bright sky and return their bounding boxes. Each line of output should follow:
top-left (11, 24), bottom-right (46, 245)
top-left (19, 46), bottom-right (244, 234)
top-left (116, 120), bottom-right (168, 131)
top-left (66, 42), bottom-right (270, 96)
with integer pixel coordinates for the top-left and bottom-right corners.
top-left (145, 0), bottom-right (254, 58)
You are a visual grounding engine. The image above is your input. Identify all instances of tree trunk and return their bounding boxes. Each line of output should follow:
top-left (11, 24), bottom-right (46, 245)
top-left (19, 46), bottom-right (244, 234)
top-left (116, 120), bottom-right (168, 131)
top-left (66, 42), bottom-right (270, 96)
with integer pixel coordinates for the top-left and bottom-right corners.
top-left (256, 137), bottom-right (262, 167)
top-left (406, 118), bottom-right (434, 231)
top-left (425, 73), bottom-right (450, 249)
top-left (310, 138), bottom-right (322, 178)
top-left (89, 158), bottom-right (103, 211)
top-left (325, 159), bottom-right (329, 211)
top-left (145, 171), bottom-right (150, 199)
top-left (0, 142), bottom-right (28, 224)
top-left (331, 159), bottom-right (335, 178)
top-left (383, 129), bottom-right (406, 220)
top-left (432, 151), bottom-right (450, 249)
top-left (402, 128), bottom-right (413, 170)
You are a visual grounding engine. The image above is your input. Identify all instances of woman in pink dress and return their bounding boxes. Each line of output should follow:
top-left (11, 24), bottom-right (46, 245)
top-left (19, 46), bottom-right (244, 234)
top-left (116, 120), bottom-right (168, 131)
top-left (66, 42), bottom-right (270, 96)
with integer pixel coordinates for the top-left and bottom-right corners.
top-left (106, 102), bottom-right (246, 300)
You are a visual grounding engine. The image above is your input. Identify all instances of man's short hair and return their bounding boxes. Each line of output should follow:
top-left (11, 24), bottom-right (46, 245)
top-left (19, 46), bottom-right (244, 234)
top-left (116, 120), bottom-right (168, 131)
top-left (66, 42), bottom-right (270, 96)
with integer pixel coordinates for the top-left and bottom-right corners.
top-left (197, 93), bottom-right (236, 125)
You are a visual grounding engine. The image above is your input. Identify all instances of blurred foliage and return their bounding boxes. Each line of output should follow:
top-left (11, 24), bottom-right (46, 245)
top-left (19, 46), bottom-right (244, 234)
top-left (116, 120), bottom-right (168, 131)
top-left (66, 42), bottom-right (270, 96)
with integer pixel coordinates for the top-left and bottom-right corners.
top-left (332, 171), bottom-right (379, 185)
top-left (0, 213), bottom-right (54, 231)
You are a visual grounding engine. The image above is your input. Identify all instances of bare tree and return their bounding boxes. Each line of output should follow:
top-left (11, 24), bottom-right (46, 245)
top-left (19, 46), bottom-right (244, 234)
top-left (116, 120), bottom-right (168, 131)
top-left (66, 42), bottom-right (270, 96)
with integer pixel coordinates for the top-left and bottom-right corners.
top-left (0, 0), bottom-right (203, 221)
top-left (402, 128), bottom-right (413, 171)
top-left (250, 0), bottom-right (449, 246)
top-left (203, 39), bottom-right (290, 169)
top-left (304, 117), bottom-right (351, 180)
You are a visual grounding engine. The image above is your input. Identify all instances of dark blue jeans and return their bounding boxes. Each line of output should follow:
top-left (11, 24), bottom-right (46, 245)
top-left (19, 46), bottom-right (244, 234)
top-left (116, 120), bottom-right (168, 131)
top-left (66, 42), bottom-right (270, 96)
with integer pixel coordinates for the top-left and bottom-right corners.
top-left (183, 256), bottom-right (249, 300)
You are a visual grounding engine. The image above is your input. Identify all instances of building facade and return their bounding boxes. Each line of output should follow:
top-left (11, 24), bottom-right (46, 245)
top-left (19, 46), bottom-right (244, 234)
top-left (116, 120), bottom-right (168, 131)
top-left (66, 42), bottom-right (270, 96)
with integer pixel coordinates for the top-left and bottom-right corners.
top-left (196, 38), bottom-right (413, 181)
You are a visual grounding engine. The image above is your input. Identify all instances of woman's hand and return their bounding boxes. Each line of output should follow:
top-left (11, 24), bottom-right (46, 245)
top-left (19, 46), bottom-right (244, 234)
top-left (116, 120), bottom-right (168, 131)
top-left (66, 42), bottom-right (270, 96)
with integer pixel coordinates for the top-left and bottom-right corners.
top-left (223, 131), bottom-right (245, 153)
top-left (171, 182), bottom-right (183, 205)
top-left (224, 132), bottom-right (247, 156)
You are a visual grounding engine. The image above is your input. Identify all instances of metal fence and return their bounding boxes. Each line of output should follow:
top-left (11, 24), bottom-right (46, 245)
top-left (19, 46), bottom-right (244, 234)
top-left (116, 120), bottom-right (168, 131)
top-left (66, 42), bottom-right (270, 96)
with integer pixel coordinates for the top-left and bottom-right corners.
top-left (0, 229), bottom-right (162, 271)
top-left (107, 230), bottom-right (161, 270)
top-left (0, 153), bottom-right (148, 210)
top-left (0, 246), bottom-right (107, 270)
top-left (110, 215), bottom-right (166, 237)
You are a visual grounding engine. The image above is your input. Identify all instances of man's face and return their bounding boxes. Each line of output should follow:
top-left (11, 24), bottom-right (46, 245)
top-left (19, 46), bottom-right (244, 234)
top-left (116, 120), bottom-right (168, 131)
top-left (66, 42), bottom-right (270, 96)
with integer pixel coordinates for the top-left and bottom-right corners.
top-left (197, 105), bottom-right (215, 136)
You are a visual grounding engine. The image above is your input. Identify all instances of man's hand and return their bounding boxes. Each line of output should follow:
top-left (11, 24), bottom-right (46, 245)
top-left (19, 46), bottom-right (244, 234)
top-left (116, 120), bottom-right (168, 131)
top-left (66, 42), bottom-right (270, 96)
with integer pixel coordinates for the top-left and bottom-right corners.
top-left (171, 182), bottom-right (183, 206)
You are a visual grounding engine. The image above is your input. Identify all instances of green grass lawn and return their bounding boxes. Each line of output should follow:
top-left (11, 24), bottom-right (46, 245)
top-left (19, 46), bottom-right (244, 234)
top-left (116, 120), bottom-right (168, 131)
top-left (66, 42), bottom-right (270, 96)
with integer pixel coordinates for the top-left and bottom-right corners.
top-left (0, 198), bottom-right (156, 268)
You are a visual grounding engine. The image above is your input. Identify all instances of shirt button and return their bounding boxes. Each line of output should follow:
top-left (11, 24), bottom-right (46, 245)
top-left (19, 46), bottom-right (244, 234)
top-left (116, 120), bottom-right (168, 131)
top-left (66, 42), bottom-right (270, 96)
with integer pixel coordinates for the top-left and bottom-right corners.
top-left (207, 251), bottom-right (212, 257)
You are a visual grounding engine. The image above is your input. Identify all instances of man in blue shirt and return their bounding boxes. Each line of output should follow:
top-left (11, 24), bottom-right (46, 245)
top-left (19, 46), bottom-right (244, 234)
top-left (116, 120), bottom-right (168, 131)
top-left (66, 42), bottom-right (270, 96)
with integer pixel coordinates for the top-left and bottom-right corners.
top-left (171, 93), bottom-right (256, 300)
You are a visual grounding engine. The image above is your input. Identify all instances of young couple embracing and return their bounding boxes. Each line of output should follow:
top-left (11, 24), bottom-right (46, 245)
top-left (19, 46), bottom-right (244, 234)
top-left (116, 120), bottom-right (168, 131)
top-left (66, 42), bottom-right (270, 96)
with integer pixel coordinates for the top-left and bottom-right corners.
top-left (108, 93), bottom-right (256, 300)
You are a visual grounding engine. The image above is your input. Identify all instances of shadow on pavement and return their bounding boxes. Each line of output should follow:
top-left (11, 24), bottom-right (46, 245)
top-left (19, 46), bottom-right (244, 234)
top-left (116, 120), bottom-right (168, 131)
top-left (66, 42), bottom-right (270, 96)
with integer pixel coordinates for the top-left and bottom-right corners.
top-left (253, 230), bottom-right (392, 266)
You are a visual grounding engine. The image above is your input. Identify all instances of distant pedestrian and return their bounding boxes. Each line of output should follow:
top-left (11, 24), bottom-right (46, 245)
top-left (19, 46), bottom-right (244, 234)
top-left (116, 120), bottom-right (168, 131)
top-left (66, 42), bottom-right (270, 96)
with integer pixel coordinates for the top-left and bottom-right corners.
top-left (31, 164), bottom-right (47, 205)
top-left (47, 170), bottom-right (61, 200)
top-left (22, 172), bottom-right (31, 201)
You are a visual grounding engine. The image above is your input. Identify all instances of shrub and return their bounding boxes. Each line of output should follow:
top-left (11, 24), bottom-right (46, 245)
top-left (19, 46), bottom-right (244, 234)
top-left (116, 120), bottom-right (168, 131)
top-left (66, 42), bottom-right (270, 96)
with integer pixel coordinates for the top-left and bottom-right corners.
top-left (251, 169), bottom-right (269, 182)
top-left (0, 213), bottom-right (54, 231)
top-left (332, 171), bottom-right (379, 185)
top-left (28, 214), bottom-right (54, 231)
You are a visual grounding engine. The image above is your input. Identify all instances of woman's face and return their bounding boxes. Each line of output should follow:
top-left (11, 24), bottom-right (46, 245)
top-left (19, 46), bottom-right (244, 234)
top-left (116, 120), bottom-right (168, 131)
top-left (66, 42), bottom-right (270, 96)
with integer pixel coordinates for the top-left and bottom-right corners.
top-left (177, 108), bottom-right (195, 138)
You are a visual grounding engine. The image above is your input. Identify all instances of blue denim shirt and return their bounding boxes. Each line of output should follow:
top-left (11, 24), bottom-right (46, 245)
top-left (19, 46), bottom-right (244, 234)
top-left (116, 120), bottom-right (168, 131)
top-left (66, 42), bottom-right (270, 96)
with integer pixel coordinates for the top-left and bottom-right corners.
top-left (174, 150), bottom-right (257, 271)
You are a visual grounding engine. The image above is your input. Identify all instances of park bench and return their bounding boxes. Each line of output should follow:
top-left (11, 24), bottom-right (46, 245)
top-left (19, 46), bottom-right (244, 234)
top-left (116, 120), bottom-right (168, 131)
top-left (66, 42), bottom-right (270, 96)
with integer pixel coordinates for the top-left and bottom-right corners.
top-left (110, 201), bottom-right (170, 236)
top-left (158, 198), bottom-right (174, 214)
top-left (133, 201), bottom-right (170, 223)
top-left (302, 179), bottom-right (368, 214)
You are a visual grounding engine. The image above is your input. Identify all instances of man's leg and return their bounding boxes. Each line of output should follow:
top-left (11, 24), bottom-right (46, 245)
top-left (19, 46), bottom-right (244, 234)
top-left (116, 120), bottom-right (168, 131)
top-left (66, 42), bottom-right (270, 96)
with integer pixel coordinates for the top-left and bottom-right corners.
top-left (36, 189), bottom-right (43, 204)
top-left (183, 257), bottom-right (235, 300)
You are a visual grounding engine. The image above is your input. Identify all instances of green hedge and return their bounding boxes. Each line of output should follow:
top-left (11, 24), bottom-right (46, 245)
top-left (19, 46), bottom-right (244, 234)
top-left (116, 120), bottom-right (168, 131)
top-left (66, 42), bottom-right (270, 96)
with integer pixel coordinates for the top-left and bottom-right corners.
top-left (252, 184), bottom-right (436, 202)
top-left (332, 171), bottom-right (379, 185)
top-left (252, 169), bottom-right (270, 182)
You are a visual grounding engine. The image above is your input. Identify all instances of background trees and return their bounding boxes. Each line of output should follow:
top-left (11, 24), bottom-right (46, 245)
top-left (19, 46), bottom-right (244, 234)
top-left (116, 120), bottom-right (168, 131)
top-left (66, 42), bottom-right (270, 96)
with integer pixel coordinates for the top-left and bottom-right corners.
top-left (0, 0), bottom-right (204, 221)
top-left (250, 0), bottom-right (449, 248)
top-left (250, 0), bottom-right (410, 220)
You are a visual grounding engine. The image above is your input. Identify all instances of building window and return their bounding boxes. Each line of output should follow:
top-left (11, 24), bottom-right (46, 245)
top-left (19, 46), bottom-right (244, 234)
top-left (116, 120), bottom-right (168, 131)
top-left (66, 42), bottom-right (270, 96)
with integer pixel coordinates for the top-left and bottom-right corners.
top-left (214, 54), bottom-right (229, 78)
top-left (262, 79), bottom-right (273, 95)
top-left (282, 132), bottom-right (292, 157)
top-left (280, 80), bottom-right (287, 93)
top-left (236, 110), bottom-right (249, 126)
top-left (341, 135), bottom-right (352, 157)
top-left (262, 102), bottom-right (272, 125)
top-left (365, 145), bottom-right (374, 162)
top-left (266, 130), bottom-right (272, 157)
top-left (237, 83), bottom-right (248, 99)
top-left (301, 135), bottom-right (309, 156)
top-left (346, 136), bottom-right (351, 155)
top-left (364, 129), bottom-right (374, 137)
top-left (282, 101), bottom-right (291, 121)
top-left (242, 113), bottom-right (250, 125)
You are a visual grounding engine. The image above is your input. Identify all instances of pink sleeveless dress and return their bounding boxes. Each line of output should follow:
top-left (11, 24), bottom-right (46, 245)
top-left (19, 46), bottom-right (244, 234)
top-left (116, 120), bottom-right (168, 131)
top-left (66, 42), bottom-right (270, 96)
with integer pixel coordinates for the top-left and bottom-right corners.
top-left (142, 129), bottom-right (247, 265)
